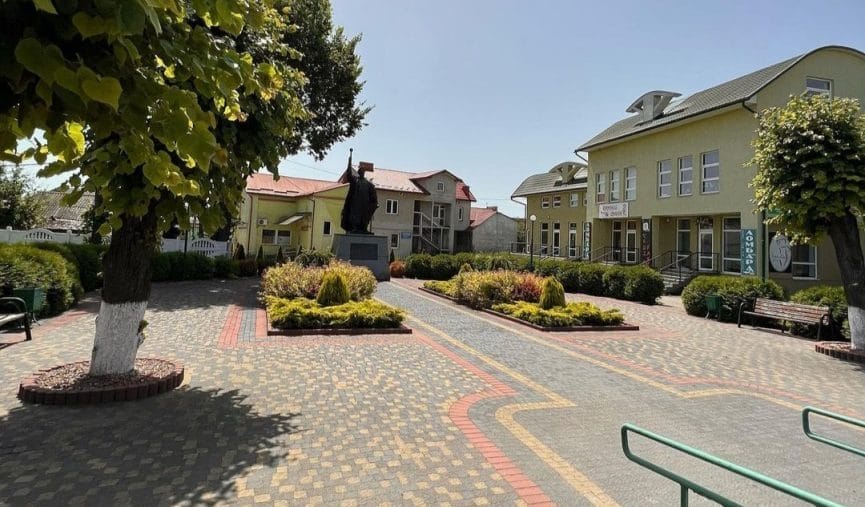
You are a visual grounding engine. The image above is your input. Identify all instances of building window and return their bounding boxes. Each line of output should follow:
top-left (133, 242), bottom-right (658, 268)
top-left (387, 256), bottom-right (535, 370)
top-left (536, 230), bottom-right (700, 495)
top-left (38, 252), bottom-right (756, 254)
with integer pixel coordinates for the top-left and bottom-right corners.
top-left (596, 173), bottom-right (606, 204)
top-left (540, 222), bottom-right (549, 254)
top-left (386, 199), bottom-right (398, 214)
top-left (625, 167), bottom-right (636, 201)
top-left (552, 222), bottom-right (561, 256)
top-left (609, 170), bottom-right (620, 202)
top-left (262, 229), bottom-right (289, 245)
top-left (390, 233), bottom-right (399, 248)
top-left (436, 181), bottom-right (445, 192)
top-left (541, 196), bottom-right (550, 208)
top-left (570, 192), bottom-right (579, 207)
top-left (658, 160), bottom-right (672, 198)
top-left (701, 150), bottom-right (720, 193)
top-left (805, 77), bottom-right (832, 98)
top-left (678, 156), bottom-right (693, 196)
top-left (323, 221), bottom-right (331, 235)
top-left (457, 207), bottom-right (463, 221)
top-left (722, 217), bottom-right (741, 273)
top-left (552, 195), bottom-right (562, 208)
top-left (792, 244), bottom-right (817, 279)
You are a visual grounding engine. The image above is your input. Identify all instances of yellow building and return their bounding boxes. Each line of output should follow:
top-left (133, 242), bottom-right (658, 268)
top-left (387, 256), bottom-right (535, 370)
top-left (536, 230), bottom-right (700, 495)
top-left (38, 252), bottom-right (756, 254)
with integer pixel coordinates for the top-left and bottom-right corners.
top-left (511, 161), bottom-right (589, 258)
top-left (577, 45), bottom-right (865, 292)
top-left (234, 173), bottom-right (347, 258)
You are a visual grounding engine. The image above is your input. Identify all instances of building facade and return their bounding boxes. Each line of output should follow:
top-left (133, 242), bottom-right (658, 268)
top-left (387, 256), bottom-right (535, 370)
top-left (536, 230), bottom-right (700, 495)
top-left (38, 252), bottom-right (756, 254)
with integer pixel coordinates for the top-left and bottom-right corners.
top-left (468, 206), bottom-right (518, 252)
top-left (577, 45), bottom-right (865, 291)
top-left (511, 162), bottom-right (589, 258)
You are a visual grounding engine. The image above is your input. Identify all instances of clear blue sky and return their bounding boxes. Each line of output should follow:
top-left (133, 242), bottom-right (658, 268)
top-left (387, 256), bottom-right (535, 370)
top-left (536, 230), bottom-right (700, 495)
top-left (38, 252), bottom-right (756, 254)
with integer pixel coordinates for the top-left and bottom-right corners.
top-left (25, 0), bottom-right (865, 217)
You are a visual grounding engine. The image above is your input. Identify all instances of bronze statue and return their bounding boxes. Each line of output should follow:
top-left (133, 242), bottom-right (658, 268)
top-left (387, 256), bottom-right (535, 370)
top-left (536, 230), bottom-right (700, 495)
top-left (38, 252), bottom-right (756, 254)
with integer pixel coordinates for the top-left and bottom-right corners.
top-left (340, 150), bottom-right (378, 234)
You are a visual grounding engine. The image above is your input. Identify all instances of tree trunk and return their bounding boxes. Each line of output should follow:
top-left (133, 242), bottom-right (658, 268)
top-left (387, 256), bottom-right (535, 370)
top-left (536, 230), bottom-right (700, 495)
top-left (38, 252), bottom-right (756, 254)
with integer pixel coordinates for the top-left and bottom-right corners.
top-left (828, 213), bottom-right (865, 350)
top-left (89, 212), bottom-right (159, 375)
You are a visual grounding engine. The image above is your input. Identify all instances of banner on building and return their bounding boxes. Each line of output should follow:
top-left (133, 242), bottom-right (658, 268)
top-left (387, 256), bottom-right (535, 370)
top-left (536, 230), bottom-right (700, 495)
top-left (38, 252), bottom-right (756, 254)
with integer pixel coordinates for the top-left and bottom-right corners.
top-left (582, 222), bottom-right (591, 259)
top-left (641, 218), bottom-right (652, 262)
top-left (741, 228), bottom-right (757, 275)
top-left (598, 202), bottom-right (629, 219)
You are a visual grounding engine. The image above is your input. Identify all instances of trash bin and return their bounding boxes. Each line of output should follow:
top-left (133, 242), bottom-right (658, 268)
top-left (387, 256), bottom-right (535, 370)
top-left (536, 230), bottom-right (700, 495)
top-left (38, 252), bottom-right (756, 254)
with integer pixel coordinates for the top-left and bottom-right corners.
top-left (705, 295), bottom-right (722, 320)
top-left (12, 287), bottom-right (46, 320)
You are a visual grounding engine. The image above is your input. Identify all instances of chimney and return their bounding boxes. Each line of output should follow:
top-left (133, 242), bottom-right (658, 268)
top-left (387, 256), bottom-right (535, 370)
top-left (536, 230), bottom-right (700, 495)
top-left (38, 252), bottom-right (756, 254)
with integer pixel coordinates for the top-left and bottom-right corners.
top-left (488, 206), bottom-right (498, 212)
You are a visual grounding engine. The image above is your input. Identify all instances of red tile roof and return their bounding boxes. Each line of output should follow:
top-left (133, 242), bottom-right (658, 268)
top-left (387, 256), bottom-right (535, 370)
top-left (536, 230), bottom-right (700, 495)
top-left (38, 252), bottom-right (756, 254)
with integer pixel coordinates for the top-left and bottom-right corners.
top-left (456, 181), bottom-right (476, 202)
top-left (339, 166), bottom-right (476, 201)
top-left (246, 173), bottom-right (345, 197)
top-left (469, 207), bottom-right (498, 228)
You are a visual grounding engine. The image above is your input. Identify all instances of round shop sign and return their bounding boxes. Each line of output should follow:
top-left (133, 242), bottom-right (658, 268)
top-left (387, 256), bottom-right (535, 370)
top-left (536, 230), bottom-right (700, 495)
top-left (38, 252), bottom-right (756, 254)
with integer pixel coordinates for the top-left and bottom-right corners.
top-left (769, 234), bottom-right (792, 272)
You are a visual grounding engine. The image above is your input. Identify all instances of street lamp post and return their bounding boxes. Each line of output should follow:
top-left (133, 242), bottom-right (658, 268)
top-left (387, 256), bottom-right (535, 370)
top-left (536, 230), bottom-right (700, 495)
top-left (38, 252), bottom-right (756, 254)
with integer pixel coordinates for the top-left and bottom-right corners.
top-left (528, 214), bottom-right (537, 271)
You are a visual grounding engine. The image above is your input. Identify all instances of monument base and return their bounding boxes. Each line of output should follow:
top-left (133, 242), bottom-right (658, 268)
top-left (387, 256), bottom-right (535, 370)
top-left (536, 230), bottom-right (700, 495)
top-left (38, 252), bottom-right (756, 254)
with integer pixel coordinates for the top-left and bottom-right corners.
top-left (331, 234), bottom-right (391, 281)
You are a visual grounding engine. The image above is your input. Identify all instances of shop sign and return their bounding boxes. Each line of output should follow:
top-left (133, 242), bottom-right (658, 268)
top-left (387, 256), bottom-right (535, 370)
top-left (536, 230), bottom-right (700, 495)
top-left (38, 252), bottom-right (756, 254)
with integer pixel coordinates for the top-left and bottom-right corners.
top-left (598, 202), bottom-right (629, 219)
top-left (741, 229), bottom-right (756, 275)
top-left (769, 233), bottom-right (792, 272)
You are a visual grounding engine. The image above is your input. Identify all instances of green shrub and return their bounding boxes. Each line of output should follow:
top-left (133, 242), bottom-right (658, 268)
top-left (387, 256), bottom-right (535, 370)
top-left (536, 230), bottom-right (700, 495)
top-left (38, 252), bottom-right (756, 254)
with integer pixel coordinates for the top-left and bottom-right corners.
top-left (488, 256), bottom-right (513, 271)
top-left (430, 255), bottom-right (458, 280)
top-left (790, 286), bottom-right (849, 340)
top-left (682, 276), bottom-right (785, 322)
top-left (512, 273), bottom-right (542, 303)
top-left (451, 270), bottom-right (541, 309)
top-left (233, 244), bottom-right (246, 260)
top-left (492, 301), bottom-right (624, 328)
top-left (150, 252), bottom-right (214, 282)
top-left (324, 261), bottom-right (377, 300)
top-left (458, 262), bottom-right (474, 274)
top-left (261, 261), bottom-right (376, 301)
top-left (294, 250), bottom-right (334, 267)
top-left (602, 266), bottom-right (629, 300)
top-left (266, 297), bottom-right (405, 330)
top-left (238, 258), bottom-right (258, 277)
top-left (390, 260), bottom-right (406, 278)
top-left (539, 277), bottom-right (566, 309)
top-left (316, 272), bottom-right (351, 306)
top-left (405, 253), bottom-right (433, 279)
top-left (213, 256), bottom-right (239, 279)
top-left (623, 265), bottom-right (665, 304)
top-left (578, 263), bottom-right (608, 296)
top-left (423, 280), bottom-right (457, 297)
top-left (536, 259), bottom-right (572, 277)
top-left (558, 265), bottom-right (582, 292)
top-left (31, 242), bottom-right (105, 293)
top-left (0, 244), bottom-right (80, 316)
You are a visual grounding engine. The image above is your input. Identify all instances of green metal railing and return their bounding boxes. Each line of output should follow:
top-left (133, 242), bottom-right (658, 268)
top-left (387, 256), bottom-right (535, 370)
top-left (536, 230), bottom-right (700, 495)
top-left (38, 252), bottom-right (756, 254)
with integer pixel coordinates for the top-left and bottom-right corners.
top-left (803, 406), bottom-right (865, 458)
top-left (621, 424), bottom-right (842, 507)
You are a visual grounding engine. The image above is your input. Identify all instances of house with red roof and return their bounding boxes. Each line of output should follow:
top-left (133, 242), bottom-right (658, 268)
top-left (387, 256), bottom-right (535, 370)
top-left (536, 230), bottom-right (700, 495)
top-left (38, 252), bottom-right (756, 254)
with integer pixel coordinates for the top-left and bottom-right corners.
top-left (338, 165), bottom-right (476, 258)
top-left (468, 206), bottom-right (518, 252)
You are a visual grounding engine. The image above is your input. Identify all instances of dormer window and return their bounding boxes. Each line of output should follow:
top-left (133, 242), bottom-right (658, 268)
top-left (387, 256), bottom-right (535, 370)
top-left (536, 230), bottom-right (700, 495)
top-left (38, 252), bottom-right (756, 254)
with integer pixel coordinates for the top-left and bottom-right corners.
top-left (805, 77), bottom-right (832, 98)
top-left (627, 90), bottom-right (681, 123)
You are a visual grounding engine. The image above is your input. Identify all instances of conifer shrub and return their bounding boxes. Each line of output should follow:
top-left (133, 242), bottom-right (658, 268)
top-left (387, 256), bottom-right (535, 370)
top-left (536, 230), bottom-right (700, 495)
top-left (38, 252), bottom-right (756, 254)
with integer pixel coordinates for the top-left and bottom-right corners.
top-left (276, 246), bottom-right (285, 264)
top-left (266, 297), bottom-right (405, 330)
top-left (492, 301), bottom-right (624, 327)
top-left (539, 277), bottom-right (566, 309)
top-left (233, 244), bottom-right (246, 260)
top-left (316, 272), bottom-right (351, 306)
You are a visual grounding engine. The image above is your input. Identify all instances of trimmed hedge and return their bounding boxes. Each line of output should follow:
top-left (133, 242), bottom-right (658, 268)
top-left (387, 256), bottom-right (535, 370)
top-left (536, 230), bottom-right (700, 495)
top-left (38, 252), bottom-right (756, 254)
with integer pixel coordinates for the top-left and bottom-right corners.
top-left (31, 242), bottom-right (106, 292)
top-left (0, 244), bottom-right (81, 316)
top-left (790, 285), bottom-right (849, 340)
top-left (266, 296), bottom-right (405, 330)
top-left (151, 252), bottom-right (215, 282)
top-left (681, 275), bottom-right (785, 322)
top-left (492, 301), bottom-right (624, 328)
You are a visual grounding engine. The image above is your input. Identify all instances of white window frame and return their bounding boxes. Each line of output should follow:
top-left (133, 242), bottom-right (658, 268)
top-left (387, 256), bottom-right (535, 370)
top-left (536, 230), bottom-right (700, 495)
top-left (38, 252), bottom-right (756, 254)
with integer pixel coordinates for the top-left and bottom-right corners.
top-left (385, 199), bottom-right (399, 214)
top-left (552, 222), bottom-right (561, 256)
top-left (541, 196), bottom-right (550, 209)
top-left (625, 167), bottom-right (636, 201)
top-left (792, 244), bottom-right (818, 280)
top-left (390, 233), bottom-right (399, 248)
top-left (323, 221), bottom-right (332, 236)
top-left (457, 207), bottom-right (463, 222)
top-left (805, 77), bottom-right (832, 98)
top-left (609, 170), bottom-right (620, 203)
top-left (540, 222), bottom-right (549, 254)
top-left (596, 173), bottom-right (606, 204)
top-left (658, 160), bottom-right (672, 198)
top-left (569, 192), bottom-right (579, 207)
top-left (436, 181), bottom-right (445, 192)
top-left (701, 150), bottom-right (720, 194)
top-left (678, 156), bottom-right (693, 196)
top-left (552, 195), bottom-right (562, 208)
top-left (262, 229), bottom-right (290, 245)
top-left (721, 216), bottom-right (741, 274)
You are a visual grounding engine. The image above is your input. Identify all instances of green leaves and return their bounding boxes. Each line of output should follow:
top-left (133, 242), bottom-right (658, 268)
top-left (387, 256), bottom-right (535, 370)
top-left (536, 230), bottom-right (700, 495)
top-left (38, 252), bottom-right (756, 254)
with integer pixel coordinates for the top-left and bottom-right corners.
top-left (72, 12), bottom-right (112, 38)
top-left (81, 76), bottom-right (123, 110)
top-left (32, 0), bottom-right (57, 14)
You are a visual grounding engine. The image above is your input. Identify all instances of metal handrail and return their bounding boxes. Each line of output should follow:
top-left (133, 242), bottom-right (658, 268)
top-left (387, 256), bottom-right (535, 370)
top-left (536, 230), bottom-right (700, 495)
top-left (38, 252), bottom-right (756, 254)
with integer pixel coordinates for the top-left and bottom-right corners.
top-left (622, 424), bottom-right (842, 506)
top-left (803, 407), bottom-right (865, 458)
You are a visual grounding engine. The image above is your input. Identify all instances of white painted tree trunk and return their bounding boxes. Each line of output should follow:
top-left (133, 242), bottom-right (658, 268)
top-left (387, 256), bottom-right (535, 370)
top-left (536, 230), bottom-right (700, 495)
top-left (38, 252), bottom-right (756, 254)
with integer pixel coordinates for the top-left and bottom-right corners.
top-left (89, 301), bottom-right (148, 375)
top-left (850, 306), bottom-right (865, 351)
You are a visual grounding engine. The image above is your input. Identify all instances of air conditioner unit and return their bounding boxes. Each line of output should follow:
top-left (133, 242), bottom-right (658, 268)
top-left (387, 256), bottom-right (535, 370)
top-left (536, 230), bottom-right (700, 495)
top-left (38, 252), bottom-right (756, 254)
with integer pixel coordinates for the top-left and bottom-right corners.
top-left (256, 218), bottom-right (268, 226)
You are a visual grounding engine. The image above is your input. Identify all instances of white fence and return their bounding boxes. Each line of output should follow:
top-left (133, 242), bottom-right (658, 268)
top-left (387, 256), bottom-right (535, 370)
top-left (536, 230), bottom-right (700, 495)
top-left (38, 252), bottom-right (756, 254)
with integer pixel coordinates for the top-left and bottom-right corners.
top-left (1, 227), bottom-right (230, 258)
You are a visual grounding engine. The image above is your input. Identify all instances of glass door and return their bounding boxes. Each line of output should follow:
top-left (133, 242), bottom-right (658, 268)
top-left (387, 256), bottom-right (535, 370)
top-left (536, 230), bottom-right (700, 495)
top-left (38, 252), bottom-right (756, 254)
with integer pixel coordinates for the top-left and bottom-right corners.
top-left (626, 221), bottom-right (638, 263)
top-left (677, 219), bottom-right (691, 266)
top-left (552, 223), bottom-right (561, 256)
top-left (611, 221), bottom-right (623, 262)
top-left (568, 223), bottom-right (577, 258)
top-left (698, 218), bottom-right (714, 271)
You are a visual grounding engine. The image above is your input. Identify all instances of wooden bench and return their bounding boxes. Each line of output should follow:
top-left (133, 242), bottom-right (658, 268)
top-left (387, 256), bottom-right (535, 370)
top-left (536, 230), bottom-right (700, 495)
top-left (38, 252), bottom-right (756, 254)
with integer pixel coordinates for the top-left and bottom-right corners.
top-left (738, 297), bottom-right (830, 339)
top-left (0, 297), bottom-right (31, 341)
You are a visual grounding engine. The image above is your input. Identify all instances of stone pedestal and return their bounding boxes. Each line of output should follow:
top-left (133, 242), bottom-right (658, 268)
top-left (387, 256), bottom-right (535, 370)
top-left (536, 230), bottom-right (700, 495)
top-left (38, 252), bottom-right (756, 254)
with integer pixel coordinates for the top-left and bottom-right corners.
top-left (331, 234), bottom-right (391, 281)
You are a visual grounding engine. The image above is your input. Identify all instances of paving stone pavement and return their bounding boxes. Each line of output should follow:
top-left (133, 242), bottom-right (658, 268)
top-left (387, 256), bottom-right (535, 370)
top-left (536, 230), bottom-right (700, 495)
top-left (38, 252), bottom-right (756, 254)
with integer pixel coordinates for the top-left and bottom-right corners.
top-left (0, 277), bottom-right (863, 506)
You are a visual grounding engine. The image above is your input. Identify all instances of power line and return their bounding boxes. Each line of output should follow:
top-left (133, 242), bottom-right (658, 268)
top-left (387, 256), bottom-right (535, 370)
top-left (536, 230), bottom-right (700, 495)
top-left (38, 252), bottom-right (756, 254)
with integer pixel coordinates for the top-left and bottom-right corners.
top-left (282, 158), bottom-right (340, 176)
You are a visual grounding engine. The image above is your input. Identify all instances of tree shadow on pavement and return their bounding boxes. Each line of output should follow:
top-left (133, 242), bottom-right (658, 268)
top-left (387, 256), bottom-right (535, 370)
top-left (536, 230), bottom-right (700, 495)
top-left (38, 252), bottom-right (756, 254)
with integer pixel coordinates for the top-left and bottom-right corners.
top-left (0, 387), bottom-right (300, 505)
top-left (146, 279), bottom-right (261, 313)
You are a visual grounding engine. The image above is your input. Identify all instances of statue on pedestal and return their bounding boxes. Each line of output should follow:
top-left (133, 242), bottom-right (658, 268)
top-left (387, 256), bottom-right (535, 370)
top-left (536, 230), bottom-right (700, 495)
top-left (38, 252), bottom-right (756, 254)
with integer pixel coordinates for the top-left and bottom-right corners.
top-left (340, 149), bottom-right (378, 234)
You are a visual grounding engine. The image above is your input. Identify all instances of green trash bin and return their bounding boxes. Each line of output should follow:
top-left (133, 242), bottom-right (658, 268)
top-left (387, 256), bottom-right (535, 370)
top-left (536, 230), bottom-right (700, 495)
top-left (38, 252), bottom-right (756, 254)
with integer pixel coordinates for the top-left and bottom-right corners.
top-left (705, 295), bottom-right (722, 320)
top-left (12, 287), bottom-right (46, 321)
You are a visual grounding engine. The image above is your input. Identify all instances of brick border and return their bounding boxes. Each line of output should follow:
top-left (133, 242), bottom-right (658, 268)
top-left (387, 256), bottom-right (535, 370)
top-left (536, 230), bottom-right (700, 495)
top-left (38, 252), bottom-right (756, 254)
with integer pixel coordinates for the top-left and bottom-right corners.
top-left (815, 341), bottom-right (865, 364)
top-left (18, 358), bottom-right (184, 405)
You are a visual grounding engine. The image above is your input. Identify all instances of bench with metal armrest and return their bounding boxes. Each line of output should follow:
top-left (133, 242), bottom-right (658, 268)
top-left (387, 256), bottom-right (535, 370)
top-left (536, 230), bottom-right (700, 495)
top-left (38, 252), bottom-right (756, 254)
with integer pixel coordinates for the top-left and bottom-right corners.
top-left (738, 297), bottom-right (830, 339)
top-left (0, 297), bottom-right (32, 341)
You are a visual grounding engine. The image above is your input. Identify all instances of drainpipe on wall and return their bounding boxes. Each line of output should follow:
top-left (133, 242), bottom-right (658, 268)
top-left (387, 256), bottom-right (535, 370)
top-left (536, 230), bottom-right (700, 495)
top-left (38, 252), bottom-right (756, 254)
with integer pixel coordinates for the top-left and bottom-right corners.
top-left (246, 196), bottom-right (254, 256)
top-left (309, 197), bottom-right (316, 250)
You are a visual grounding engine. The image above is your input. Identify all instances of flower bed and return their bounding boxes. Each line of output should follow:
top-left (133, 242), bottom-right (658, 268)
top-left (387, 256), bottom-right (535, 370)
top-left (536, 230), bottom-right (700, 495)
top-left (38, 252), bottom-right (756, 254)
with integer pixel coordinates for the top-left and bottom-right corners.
top-left (265, 297), bottom-right (407, 332)
top-left (488, 301), bottom-right (637, 331)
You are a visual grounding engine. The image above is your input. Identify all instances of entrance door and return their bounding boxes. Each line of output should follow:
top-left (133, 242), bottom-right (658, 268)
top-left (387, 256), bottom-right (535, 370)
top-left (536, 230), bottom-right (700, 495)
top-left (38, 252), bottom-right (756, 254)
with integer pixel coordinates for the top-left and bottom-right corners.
top-left (611, 221), bottom-right (623, 262)
top-left (698, 219), bottom-right (714, 271)
top-left (552, 223), bottom-right (561, 256)
top-left (568, 223), bottom-right (577, 258)
top-left (625, 221), bottom-right (637, 263)
top-left (677, 219), bottom-right (691, 266)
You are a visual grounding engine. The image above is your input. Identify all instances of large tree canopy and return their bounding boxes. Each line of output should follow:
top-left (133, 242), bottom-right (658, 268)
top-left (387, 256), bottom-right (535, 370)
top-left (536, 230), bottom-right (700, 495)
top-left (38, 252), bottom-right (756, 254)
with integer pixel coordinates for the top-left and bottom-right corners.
top-left (751, 94), bottom-right (865, 349)
top-left (0, 165), bottom-right (45, 229)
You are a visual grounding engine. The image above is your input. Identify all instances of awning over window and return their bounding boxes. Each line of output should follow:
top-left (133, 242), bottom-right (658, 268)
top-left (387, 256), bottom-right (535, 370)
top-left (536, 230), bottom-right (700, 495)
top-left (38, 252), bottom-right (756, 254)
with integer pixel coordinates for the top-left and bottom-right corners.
top-left (277, 212), bottom-right (309, 226)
